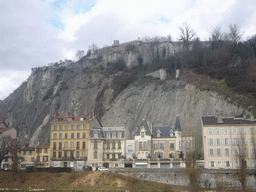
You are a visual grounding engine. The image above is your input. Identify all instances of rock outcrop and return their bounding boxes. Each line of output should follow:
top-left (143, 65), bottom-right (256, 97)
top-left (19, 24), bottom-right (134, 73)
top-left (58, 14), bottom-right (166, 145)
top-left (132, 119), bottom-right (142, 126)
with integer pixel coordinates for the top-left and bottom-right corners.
top-left (0, 61), bottom-right (248, 147)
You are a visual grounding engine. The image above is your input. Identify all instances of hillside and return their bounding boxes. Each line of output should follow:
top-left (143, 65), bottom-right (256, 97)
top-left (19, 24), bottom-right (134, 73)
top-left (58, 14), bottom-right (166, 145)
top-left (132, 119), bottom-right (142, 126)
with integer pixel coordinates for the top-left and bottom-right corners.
top-left (0, 58), bottom-right (249, 148)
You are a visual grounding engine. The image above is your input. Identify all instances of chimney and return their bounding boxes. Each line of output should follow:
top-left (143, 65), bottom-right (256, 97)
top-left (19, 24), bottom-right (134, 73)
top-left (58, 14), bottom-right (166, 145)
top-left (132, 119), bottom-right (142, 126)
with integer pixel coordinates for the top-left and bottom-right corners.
top-left (217, 115), bottom-right (223, 123)
top-left (88, 113), bottom-right (92, 120)
top-left (54, 113), bottom-right (59, 120)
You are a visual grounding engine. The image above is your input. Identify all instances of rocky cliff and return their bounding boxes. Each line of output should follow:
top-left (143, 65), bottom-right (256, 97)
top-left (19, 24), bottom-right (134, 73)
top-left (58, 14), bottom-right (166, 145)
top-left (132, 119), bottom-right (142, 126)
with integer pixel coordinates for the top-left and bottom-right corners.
top-left (0, 60), bottom-right (249, 148)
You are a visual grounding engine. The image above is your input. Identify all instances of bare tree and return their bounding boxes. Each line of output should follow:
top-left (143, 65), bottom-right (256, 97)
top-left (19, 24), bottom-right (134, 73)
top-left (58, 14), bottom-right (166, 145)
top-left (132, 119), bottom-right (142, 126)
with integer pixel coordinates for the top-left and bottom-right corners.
top-left (76, 50), bottom-right (85, 60)
top-left (88, 44), bottom-right (99, 54)
top-left (210, 26), bottom-right (224, 50)
top-left (185, 149), bottom-right (200, 187)
top-left (10, 139), bottom-right (20, 172)
top-left (250, 128), bottom-right (256, 172)
top-left (0, 136), bottom-right (15, 167)
top-left (229, 24), bottom-right (241, 43)
top-left (235, 135), bottom-right (248, 191)
top-left (144, 36), bottom-right (161, 61)
top-left (178, 23), bottom-right (196, 51)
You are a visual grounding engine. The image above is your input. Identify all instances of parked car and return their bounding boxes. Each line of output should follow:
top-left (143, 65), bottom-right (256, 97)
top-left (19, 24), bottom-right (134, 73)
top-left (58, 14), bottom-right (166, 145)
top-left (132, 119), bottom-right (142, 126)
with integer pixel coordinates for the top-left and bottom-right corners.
top-left (95, 166), bottom-right (100, 171)
top-left (98, 166), bottom-right (108, 171)
top-left (83, 165), bottom-right (92, 171)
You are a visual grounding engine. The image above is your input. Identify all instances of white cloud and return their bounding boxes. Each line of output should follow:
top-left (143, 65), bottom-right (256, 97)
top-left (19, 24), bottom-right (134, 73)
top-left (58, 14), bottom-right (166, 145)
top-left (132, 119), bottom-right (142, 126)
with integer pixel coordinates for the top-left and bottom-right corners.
top-left (1, 0), bottom-right (256, 100)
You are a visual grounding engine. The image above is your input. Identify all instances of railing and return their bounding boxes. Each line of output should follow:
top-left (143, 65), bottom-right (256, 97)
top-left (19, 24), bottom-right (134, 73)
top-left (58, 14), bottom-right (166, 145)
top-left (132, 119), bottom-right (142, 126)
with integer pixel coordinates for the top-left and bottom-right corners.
top-left (63, 147), bottom-right (75, 150)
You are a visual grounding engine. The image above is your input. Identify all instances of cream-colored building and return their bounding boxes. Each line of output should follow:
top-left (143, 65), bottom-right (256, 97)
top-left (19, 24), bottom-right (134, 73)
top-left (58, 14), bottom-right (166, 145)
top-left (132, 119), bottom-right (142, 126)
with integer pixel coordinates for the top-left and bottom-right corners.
top-left (202, 116), bottom-right (256, 169)
top-left (49, 113), bottom-right (96, 169)
top-left (35, 143), bottom-right (50, 167)
top-left (20, 145), bottom-right (35, 168)
top-left (88, 127), bottom-right (129, 168)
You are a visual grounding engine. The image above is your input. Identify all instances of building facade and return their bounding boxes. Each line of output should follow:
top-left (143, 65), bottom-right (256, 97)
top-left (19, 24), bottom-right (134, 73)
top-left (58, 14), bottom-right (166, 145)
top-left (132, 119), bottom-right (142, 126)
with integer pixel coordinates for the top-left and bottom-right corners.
top-left (88, 127), bottom-right (128, 168)
top-left (49, 113), bottom-right (95, 169)
top-left (35, 143), bottom-right (50, 167)
top-left (202, 116), bottom-right (256, 169)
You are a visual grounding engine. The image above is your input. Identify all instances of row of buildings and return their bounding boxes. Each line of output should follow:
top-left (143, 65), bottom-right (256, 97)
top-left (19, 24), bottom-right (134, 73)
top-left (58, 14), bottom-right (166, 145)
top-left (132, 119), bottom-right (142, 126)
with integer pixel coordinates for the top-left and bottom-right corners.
top-left (1, 114), bottom-right (256, 170)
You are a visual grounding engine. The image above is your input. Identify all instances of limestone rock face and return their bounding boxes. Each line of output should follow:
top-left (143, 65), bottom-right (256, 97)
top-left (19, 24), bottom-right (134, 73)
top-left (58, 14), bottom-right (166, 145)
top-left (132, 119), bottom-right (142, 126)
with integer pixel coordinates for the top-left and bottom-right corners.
top-left (0, 61), bottom-right (248, 147)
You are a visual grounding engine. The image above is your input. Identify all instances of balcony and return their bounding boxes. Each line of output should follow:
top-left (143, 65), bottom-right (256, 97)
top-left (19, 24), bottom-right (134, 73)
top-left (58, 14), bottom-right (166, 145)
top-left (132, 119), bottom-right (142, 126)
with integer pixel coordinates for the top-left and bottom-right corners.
top-left (63, 147), bottom-right (75, 150)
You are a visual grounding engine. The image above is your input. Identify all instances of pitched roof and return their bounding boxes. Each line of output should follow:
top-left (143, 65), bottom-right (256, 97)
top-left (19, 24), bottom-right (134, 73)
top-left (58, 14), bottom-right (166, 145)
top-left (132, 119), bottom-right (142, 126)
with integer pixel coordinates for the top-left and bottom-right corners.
top-left (133, 120), bottom-right (152, 136)
top-left (89, 128), bottom-right (104, 139)
top-left (51, 113), bottom-right (93, 123)
top-left (0, 127), bottom-right (12, 134)
top-left (174, 116), bottom-right (181, 131)
top-left (21, 147), bottom-right (35, 151)
top-left (202, 116), bottom-right (256, 126)
top-left (35, 143), bottom-right (50, 148)
top-left (152, 126), bottom-right (175, 138)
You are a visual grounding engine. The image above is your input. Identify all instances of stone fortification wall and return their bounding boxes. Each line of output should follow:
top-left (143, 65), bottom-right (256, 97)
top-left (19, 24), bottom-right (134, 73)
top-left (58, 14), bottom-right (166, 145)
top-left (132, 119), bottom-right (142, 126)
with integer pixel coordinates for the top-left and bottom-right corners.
top-left (110, 168), bottom-right (256, 190)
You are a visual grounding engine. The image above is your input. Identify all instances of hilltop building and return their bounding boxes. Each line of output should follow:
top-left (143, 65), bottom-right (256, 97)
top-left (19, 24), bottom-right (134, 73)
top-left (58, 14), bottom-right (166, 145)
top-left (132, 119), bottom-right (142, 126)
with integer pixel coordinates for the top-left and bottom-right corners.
top-left (202, 115), bottom-right (256, 169)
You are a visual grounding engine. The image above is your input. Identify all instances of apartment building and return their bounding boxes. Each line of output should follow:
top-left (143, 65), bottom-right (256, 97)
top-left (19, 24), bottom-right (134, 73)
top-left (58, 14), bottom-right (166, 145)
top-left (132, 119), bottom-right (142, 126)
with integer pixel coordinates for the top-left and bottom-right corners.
top-left (88, 127), bottom-right (129, 168)
top-left (202, 116), bottom-right (256, 169)
top-left (20, 145), bottom-right (35, 168)
top-left (50, 113), bottom-right (96, 169)
top-left (35, 143), bottom-right (50, 167)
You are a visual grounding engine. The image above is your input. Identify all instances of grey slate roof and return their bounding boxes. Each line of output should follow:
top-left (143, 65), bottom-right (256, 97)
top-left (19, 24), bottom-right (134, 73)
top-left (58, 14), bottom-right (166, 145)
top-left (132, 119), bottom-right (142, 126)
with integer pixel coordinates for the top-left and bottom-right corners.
top-left (133, 120), bottom-right (152, 136)
top-left (152, 126), bottom-right (175, 138)
top-left (175, 116), bottom-right (181, 131)
top-left (89, 128), bottom-right (104, 139)
top-left (202, 116), bottom-right (256, 126)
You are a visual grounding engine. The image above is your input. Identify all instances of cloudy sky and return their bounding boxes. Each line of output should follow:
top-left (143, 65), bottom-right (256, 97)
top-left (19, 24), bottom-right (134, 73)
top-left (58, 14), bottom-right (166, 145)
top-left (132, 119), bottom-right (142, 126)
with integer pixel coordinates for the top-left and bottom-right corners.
top-left (1, 0), bottom-right (256, 100)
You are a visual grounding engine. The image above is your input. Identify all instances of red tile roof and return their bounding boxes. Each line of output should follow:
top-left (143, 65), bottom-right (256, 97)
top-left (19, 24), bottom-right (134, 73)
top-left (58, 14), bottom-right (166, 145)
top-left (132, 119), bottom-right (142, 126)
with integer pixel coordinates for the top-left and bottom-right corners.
top-left (0, 127), bottom-right (12, 134)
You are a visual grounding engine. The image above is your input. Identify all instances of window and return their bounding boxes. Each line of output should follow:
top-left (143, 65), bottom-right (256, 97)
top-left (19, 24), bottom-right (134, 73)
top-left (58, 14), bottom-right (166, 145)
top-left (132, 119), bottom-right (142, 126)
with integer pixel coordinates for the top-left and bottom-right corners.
top-left (169, 153), bottom-right (174, 158)
top-left (216, 128), bottom-right (221, 134)
top-left (225, 148), bottom-right (229, 156)
top-left (139, 141), bottom-right (147, 149)
top-left (70, 142), bottom-right (74, 149)
top-left (112, 142), bottom-right (115, 149)
top-left (83, 133), bottom-right (86, 138)
top-left (53, 133), bottom-right (57, 139)
top-left (77, 142), bottom-right (80, 149)
top-left (115, 163), bottom-right (118, 168)
top-left (58, 152), bottom-right (62, 158)
top-left (250, 127), bottom-right (255, 134)
top-left (64, 142), bottom-right (68, 149)
top-left (217, 148), bottom-right (221, 156)
top-left (59, 125), bottom-right (63, 130)
top-left (170, 130), bottom-right (174, 136)
top-left (157, 132), bottom-right (161, 137)
top-left (106, 154), bottom-right (109, 159)
top-left (224, 138), bottom-right (229, 145)
top-left (53, 152), bottom-right (56, 158)
top-left (76, 151), bottom-right (80, 158)
top-left (141, 132), bottom-right (145, 138)
top-left (112, 154), bottom-right (116, 160)
top-left (224, 128), bottom-right (229, 134)
top-left (225, 161), bottom-right (230, 167)
top-left (53, 142), bottom-right (56, 150)
top-left (71, 125), bottom-right (74, 130)
top-left (82, 142), bottom-right (86, 149)
top-left (128, 145), bottom-right (133, 152)
top-left (59, 133), bottom-right (62, 139)
top-left (210, 161), bottom-right (215, 167)
top-left (241, 137), bottom-right (246, 145)
top-left (29, 150), bottom-right (33, 155)
top-left (59, 142), bottom-right (62, 150)
top-left (71, 133), bottom-right (74, 138)
top-left (118, 154), bottom-right (121, 159)
top-left (154, 143), bottom-right (158, 149)
top-left (23, 151), bottom-right (27, 155)
top-left (155, 151), bottom-right (163, 158)
top-left (240, 127), bottom-right (246, 134)
top-left (118, 142), bottom-right (121, 149)
top-left (209, 149), bottom-right (214, 156)
top-left (122, 132), bottom-right (124, 138)
top-left (77, 133), bottom-right (80, 138)
top-left (110, 133), bottom-right (112, 138)
top-left (218, 161), bottom-right (222, 167)
top-left (209, 138), bottom-right (213, 145)
top-left (170, 143), bottom-right (174, 149)
top-left (30, 157), bottom-right (35, 162)
top-left (233, 137), bottom-right (238, 145)
top-left (64, 151), bottom-right (67, 158)
top-left (94, 151), bottom-right (97, 159)
top-left (107, 142), bottom-right (110, 149)
top-left (160, 143), bottom-right (164, 149)
top-left (83, 125), bottom-right (86, 130)
top-left (94, 142), bottom-right (97, 149)
top-left (70, 151), bottom-right (74, 158)
top-left (208, 128), bottom-right (213, 134)
top-left (82, 151), bottom-right (85, 157)
top-left (65, 125), bottom-right (68, 130)
top-left (77, 125), bottom-right (80, 130)
top-left (217, 138), bottom-right (221, 145)
top-left (112, 133), bottom-right (115, 139)
top-left (54, 126), bottom-right (57, 130)
top-left (232, 128), bottom-right (238, 134)
top-left (94, 133), bottom-right (98, 138)
top-left (65, 133), bottom-right (68, 139)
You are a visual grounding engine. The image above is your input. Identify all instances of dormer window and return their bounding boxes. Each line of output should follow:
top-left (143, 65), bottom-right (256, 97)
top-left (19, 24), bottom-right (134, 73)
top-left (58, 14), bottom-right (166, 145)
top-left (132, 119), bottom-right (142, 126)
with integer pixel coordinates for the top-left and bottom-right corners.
top-left (170, 129), bottom-right (174, 137)
top-left (141, 132), bottom-right (145, 138)
top-left (94, 132), bottom-right (98, 138)
top-left (156, 129), bottom-right (161, 137)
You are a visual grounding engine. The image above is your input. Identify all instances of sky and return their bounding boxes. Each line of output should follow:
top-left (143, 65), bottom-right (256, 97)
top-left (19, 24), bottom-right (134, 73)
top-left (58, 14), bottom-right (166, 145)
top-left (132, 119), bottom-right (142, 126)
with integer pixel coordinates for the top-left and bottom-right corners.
top-left (0, 0), bottom-right (256, 100)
